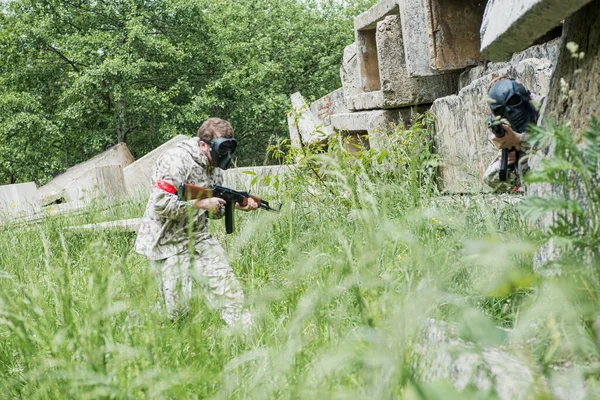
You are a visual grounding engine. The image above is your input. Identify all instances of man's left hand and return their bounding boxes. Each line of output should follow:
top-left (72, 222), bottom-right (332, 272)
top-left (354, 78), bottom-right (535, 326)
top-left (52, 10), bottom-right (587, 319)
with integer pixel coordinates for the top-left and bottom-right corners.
top-left (490, 124), bottom-right (521, 149)
top-left (236, 197), bottom-right (259, 212)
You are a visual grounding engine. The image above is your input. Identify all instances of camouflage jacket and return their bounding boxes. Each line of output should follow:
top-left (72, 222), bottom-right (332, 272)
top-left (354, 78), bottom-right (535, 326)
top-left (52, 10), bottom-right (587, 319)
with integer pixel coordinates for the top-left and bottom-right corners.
top-left (134, 137), bottom-right (224, 260)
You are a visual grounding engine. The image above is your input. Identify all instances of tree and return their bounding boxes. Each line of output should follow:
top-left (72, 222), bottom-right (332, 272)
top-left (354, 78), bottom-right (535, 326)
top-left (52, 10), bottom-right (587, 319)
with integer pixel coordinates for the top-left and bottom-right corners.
top-left (0, 0), bottom-right (375, 184)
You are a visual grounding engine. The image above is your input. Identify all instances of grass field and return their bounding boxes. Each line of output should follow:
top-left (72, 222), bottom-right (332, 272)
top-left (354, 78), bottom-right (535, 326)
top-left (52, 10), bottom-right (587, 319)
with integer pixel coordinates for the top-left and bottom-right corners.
top-left (1, 120), bottom-right (599, 399)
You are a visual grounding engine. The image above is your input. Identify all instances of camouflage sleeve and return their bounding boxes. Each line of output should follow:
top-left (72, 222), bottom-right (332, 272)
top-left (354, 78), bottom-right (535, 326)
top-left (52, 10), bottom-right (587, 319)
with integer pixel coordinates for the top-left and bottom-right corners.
top-left (151, 152), bottom-right (193, 220)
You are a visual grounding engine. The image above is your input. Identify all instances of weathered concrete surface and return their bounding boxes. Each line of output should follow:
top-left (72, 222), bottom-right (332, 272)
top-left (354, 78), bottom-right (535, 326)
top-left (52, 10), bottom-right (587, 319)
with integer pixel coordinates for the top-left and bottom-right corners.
top-left (287, 92), bottom-right (330, 149)
top-left (399, 0), bottom-right (437, 77)
top-left (123, 135), bottom-right (189, 198)
top-left (528, 0), bottom-right (600, 271)
top-left (0, 182), bottom-right (39, 220)
top-left (348, 15), bottom-right (458, 111)
top-left (36, 143), bottom-right (134, 206)
top-left (310, 88), bottom-right (349, 131)
top-left (414, 319), bottom-right (590, 400)
top-left (428, 0), bottom-right (486, 71)
top-left (432, 58), bottom-right (555, 193)
top-left (62, 164), bottom-right (126, 203)
top-left (459, 38), bottom-right (563, 89)
top-left (480, 0), bottom-right (594, 61)
top-left (340, 43), bottom-right (361, 110)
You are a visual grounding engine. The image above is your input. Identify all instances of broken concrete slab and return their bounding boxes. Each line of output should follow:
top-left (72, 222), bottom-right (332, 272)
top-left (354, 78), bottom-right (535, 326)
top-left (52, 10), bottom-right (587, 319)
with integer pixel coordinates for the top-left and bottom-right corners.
top-left (432, 58), bottom-right (555, 193)
top-left (348, 14), bottom-right (459, 111)
top-left (480, 0), bottom-right (594, 61)
top-left (123, 135), bottom-right (189, 198)
top-left (63, 164), bottom-right (126, 203)
top-left (310, 88), bottom-right (349, 131)
top-left (0, 182), bottom-right (39, 220)
top-left (287, 92), bottom-right (330, 148)
top-left (36, 143), bottom-right (134, 206)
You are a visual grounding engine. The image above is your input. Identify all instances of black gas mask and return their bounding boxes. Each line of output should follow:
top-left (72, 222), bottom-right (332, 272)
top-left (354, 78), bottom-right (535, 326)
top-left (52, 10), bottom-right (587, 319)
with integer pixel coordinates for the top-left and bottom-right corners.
top-left (202, 137), bottom-right (237, 170)
top-left (487, 79), bottom-right (538, 134)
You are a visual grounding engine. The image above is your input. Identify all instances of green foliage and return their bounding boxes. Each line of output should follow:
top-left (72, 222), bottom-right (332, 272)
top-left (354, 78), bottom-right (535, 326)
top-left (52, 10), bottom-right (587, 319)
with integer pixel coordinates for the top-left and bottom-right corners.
top-left (521, 118), bottom-right (600, 260)
top-left (0, 0), bottom-right (376, 184)
top-left (4, 117), bottom-right (590, 398)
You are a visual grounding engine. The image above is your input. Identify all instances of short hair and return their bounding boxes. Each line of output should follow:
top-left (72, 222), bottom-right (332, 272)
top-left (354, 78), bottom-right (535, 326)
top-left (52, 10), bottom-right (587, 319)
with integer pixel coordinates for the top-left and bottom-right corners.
top-left (487, 74), bottom-right (511, 92)
top-left (197, 118), bottom-right (234, 141)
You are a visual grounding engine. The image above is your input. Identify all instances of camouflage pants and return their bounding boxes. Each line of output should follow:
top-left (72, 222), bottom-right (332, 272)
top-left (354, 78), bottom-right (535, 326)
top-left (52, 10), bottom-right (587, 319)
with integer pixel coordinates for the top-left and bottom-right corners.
top-left (483, 150), bottom-right (528, 193)
top-left (151, 238), bottom-right (253, 327)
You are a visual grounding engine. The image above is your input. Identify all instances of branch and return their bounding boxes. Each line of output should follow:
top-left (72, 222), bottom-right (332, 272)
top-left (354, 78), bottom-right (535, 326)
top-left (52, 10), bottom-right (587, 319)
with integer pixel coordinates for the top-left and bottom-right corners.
top-left (47, 45), bottom-right (88, 72)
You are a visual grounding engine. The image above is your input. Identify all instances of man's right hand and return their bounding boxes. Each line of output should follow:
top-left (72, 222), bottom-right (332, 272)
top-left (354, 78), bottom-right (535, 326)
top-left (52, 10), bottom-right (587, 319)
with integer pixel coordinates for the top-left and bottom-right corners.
top-left (193, 197), bottom-right (226, 213)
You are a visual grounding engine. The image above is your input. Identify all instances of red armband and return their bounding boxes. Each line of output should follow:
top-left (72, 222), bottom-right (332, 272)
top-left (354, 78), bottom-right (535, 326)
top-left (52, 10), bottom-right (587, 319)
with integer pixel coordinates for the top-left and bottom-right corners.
top-left (155, 180), bottom-right (177, 194)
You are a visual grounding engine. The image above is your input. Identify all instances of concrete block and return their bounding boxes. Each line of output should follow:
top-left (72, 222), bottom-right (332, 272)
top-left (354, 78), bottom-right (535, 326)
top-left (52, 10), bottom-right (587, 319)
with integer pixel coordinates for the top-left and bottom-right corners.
top-left (399, 0), bottom-right (437, 77)
top-left (432, 58), bottom-right (555, 193)
top-left (36, 143), bottom-right (134, 206)
top-left (354, 0), bottom-right (399, 31)
top-left (426, 0), bottom-right (486, 71)
top-left (0, 182), bottom-right (39, 220)
top-left (63, 164), bottom-right (126, 203)
top-left (340, 43), bottom-right (361, 109)
top-left (287, 92), bottom-right (329, 148)
top-left (123, 135), bottom-right (189, 198)
top-left (310, 88), bottom-right (349, 129)
top-left (480, 0), bottom-right (594, 61)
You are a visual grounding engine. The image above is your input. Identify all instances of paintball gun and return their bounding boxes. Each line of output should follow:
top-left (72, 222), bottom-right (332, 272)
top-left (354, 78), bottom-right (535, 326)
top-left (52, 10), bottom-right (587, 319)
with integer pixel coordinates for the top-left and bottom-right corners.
top-left (487, 117), bottom-right (513, 182)
top-left (177, 183), bottom-right (281, 234)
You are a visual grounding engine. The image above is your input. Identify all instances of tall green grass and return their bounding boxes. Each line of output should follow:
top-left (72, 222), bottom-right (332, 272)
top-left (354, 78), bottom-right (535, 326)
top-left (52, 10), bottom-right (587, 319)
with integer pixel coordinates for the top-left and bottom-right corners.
top-left (0, 118), bottom-right (599, 398)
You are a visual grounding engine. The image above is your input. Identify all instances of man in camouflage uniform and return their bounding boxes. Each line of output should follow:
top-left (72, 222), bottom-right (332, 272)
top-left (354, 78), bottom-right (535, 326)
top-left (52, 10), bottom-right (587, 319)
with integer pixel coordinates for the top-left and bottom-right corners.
top-left (483, 76), bottom-right (540, 193)
top-left (135, 118), bottom-right (258, 326)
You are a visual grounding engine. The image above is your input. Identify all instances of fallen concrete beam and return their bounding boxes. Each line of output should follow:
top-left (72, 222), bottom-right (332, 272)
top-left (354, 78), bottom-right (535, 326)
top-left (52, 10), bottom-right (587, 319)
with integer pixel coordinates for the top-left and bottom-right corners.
top-left (287, 92), bottom-right (329, 148)
top-left (0, 182), bottom-right (39, 220)
top-left (432, 58), bottom-right (555, 193)
top-left (68, 218), bottom-right (141, 232)
top-left (480, 0), bottom-right (593, 61)
top-left (36, 143), bottom-right (134, 206)
top-left (123, 135), bottom-right (189, 198)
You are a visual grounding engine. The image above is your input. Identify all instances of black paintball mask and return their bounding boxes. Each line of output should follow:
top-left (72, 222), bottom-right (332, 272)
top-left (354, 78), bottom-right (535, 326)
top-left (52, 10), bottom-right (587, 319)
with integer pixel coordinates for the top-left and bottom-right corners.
top-left (487, 79), bottom-right (538, 135)
top-left (202, 137), bottom-right (237, 170)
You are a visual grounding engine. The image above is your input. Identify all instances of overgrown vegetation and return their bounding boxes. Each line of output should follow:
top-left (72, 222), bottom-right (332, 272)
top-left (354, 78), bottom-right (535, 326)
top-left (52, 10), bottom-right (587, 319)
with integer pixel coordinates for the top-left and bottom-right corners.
top-left (2, 118), bottom-right (599, 398)
top-left (0, 0), bottom-right (376, 184)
